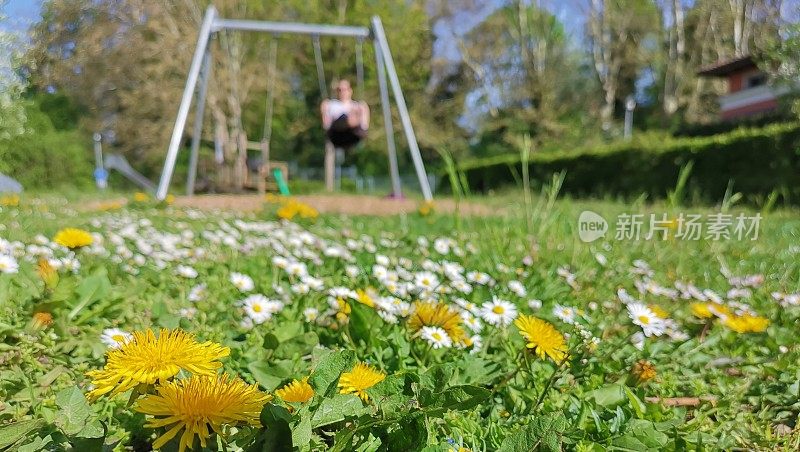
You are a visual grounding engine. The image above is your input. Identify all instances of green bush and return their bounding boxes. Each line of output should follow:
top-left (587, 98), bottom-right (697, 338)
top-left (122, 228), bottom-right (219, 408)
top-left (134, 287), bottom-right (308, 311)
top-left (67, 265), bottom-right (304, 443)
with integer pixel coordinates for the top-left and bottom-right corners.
top-left (457, 122), bottom-right (800, 204)
top-left (0, 102), bottom-right (93, 190)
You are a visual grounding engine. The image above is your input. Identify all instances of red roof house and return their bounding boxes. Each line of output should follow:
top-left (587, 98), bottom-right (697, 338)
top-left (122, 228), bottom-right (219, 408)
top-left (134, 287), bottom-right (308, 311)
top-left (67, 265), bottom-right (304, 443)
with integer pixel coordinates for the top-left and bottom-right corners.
top-left (697, 56), bottom-right (786, 121)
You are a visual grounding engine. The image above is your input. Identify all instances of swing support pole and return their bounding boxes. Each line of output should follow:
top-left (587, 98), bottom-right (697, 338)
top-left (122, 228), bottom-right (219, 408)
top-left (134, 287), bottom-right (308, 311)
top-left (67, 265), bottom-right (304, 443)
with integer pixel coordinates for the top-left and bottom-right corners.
top-left (157, 7), bottom-right (432, 202)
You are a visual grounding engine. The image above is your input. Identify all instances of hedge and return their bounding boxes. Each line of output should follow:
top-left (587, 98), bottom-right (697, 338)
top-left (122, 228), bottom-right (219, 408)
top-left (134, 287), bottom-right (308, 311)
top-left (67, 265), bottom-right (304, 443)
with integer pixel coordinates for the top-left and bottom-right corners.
top-left (457, 122), bottom-right (800, 204)
top-left (0, 103), bottom-right (94, 191)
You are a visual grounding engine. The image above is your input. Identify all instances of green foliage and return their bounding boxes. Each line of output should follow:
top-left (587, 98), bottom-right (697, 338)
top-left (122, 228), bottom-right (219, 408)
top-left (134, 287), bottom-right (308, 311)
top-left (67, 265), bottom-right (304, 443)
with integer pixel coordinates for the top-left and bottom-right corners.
top-left (0, 99), bottom-right (92, 190)
top-left (458, 123), bottom-right (800, 205)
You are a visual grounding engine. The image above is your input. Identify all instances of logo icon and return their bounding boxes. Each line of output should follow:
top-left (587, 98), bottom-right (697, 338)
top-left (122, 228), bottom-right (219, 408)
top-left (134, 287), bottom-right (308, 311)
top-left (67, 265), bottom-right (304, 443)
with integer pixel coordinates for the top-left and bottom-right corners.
top-left (578, 211), bottom-right (608, 243)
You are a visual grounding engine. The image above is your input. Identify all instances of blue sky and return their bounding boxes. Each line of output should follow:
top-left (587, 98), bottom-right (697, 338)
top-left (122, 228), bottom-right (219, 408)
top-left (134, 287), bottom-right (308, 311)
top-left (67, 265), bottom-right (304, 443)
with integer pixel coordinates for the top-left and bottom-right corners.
top-left (1, 0), bottom-right (42, 34)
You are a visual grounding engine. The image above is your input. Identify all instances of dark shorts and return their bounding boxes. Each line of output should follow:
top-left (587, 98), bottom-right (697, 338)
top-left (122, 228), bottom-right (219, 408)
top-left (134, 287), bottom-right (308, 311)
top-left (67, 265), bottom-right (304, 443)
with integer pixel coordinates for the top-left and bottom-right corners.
top-left (327, 114), bottom-right (366, 149)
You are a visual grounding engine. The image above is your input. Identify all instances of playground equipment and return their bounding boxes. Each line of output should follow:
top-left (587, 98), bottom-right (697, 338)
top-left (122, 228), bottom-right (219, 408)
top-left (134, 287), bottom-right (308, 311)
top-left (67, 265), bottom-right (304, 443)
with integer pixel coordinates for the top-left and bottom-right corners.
top-left (93, 133), bottom-right (156, 192)
top-left (156, 6), bottom-right (432, 202)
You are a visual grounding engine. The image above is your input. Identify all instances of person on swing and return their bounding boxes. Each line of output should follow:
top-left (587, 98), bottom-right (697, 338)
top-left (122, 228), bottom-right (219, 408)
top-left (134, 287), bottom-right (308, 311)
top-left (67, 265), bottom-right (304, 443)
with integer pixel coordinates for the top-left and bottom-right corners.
top-left (321, 79), bottom-right (369, 149)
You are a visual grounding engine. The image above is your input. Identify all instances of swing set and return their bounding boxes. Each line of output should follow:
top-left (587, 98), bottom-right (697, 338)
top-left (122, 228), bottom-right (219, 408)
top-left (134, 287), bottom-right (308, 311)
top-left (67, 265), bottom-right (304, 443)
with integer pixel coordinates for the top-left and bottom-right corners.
top-left (156, 6), bottom-right (433, 202)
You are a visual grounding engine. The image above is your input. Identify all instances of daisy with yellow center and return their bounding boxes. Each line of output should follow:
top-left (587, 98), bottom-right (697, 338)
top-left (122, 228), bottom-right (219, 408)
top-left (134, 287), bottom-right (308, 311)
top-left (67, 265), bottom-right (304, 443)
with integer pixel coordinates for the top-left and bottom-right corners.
top-left (513, 315), bottom-right (568, 363)
top-left (53, 227), bottom-right (94, 249)
top-left (275, 377), bottom-right (315, 403)
top-left (338, 362), bottom-right (386, 402)
top-left (407, 301), bottom-right (468, 345)
top-left (86, 328), bottom-right (230, 400)
top-left (136, 374), bottom-right (270, 452)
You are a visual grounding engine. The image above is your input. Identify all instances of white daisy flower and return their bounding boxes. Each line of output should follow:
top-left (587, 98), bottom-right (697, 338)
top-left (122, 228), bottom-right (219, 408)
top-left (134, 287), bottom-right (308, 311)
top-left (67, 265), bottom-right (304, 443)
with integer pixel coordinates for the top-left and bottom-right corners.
top-left (461, 312), bottom-right (483, 333)
top-left (468, 335), bottom-right (483, 354)
top-left (627, 302), bottom-right (665, 337)
top-left (179, 307), bottom-right (197, 318)
top-left (528, 299), bottom-right (543, 310)
top-left (375, 254), bottom-right (390, 266)
top-left (480, 297), bottom-right (518, 327)
top-left (0, 254), bottom-right (19, 274)
top-left (553, 304), bottom-right (577, 324)
top-left (345, 265), bottom-right (360, 278)
top-left (176, 265), bottom-right (198, 279)
top-left (508, 280), bottom-right (527, 297)
top-left (100, 328), bottom-right (132, 349)
top-left (303, 307), bottom-right (319, 323)
top-left (291, 283), bottom-right (310, 295)
top-left (242, 294), bottom-right (283, 324)
top-left (188, 284), bottom-right (207, 302)
top-left (433, 238), bottom-right (451, 254)
top-left (631, 331), bottom-right (645, 350)
top-left (230, 272), bottom-right (255, 292)
top-left (595, 253), bottom-right (608, 266)
top-left (414, 271), bottom-right (439, 291)
top-left (420, 326), bottom-right (452, 349)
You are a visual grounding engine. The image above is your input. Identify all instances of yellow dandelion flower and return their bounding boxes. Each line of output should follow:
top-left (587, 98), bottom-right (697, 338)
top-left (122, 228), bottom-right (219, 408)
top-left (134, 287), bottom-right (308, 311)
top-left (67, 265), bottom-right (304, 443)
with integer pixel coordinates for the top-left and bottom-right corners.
top-left (629, 359), bottom-right (657, 385)
top-left (86, 328), bottom-right (230, 400)
top-left (31, 311), bottom-right (53, 329)
top-left (418, 201), bottom-right (434, 216)
top-left (338, 362), bottom-right (385, 402)
top-left (275, 377), bottom-right (314, 403)
top-left (407, 301), bottom-right (468, 345)
top-left (0, 193), bottom-right (20, 206)
top-left (513, 315), bottom-right (568, 363)
top-left (133, 192), bottom-right (150, 202)
top-left (53, 228), bottom-right (93, 249)
top-left (648, 304), bottom-right (668, 319)
top-left (136, 374), bottom-right (269, 452)
top-left (724, 314), bottom-right (769, 333)
top-left (355, 289), bottom-right (376, 308)
top-left (690, 303), bottom-right (713, 319)
top-left (37, 257), bottom-right (59, 289)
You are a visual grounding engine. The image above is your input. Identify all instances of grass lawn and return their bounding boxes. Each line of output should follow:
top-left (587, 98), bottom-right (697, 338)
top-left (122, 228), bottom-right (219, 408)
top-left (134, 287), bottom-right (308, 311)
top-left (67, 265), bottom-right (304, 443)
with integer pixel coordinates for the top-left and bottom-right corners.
top-left (2, 190), bottom-right (800, 451)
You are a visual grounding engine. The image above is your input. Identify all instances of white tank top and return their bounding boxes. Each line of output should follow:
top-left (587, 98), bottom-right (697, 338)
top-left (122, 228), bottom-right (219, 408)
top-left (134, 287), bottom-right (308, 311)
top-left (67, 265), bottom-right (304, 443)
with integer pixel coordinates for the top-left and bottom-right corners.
top-left (327, 99), bottom-right (355, 119)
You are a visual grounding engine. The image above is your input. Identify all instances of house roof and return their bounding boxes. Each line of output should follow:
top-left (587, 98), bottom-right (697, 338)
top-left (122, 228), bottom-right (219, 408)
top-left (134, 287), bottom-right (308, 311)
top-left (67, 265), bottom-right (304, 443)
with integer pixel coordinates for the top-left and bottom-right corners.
top-left (697, 55), bottom-right (758, 77)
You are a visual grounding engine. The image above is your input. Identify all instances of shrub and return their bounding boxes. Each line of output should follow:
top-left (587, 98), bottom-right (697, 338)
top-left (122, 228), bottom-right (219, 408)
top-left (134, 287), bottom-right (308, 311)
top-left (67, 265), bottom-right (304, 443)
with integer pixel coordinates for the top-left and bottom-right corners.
top-left (457, 122), bottom-right (800, 204)
top-left (0, 103), bottom-right (93, 190)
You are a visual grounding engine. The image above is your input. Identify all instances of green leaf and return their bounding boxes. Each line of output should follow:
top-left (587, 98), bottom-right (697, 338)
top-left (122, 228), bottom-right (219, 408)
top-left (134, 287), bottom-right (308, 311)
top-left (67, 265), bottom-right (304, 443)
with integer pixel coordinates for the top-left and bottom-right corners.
top-left (587, 384), bottom-right (627, 407)
top-left (262, 333), bottom-right (280, 350)
top-left (68, 269), bottom-right (111, 320)
top-left (418, 364), bottom-right (455, 392)
top-left (612, 419), bottom-right (670, 451)
top-left (247, 359), bottom-right (295, 391)
top-left (0, 419), bottom-right (45, 449)
top-left (291, 413), bottom-right (312, 448)
top-left (348, 302), bottom-right (379, 346)
top-left (386, 412), bottom-right (427, 451)
top-left (250, 403), bottom-right (292, 452)
top-left (311, 394), bottom-right (366, 428)
top-left (498, 411), bottom-right (567, 452)
top-left (419, 385), bottom-right (491, 417)
top-left (54, 386), bottom-right (93, 435)
top-left (309, 350), bottom-right (356, 397)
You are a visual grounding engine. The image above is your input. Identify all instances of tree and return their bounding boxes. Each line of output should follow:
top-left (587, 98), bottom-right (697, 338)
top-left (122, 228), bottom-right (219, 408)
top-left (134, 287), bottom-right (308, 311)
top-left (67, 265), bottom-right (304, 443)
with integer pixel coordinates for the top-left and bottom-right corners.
top-left (587, 0), bottom-right (660, 131)
top-left (29, 0), bottom-right (440, 181)
top-left (0, 0), bottom-right (27, 140)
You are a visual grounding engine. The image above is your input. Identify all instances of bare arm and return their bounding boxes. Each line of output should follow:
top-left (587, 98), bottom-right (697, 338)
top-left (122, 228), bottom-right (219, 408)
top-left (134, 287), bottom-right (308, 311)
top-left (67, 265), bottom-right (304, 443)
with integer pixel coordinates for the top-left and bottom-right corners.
top-left (320, 100), bottom-right (331, 129)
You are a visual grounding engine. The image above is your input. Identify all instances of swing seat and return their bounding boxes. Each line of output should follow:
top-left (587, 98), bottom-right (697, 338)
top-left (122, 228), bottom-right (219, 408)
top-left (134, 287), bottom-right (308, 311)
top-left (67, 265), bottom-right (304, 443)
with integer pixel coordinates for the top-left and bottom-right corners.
top-left (326, 115), bottom-right (367, 150)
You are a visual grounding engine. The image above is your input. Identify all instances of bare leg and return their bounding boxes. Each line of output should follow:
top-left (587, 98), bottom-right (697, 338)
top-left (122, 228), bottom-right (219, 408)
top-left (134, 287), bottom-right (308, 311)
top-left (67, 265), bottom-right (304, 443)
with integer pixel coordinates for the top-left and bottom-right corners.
top-left (325, 141), bottom-right (335, 192)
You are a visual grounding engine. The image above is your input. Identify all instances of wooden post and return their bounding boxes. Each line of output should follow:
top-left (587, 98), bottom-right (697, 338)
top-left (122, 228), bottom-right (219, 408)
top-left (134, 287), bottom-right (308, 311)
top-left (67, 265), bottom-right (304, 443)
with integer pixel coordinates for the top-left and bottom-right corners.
top-left (325, 141), bottom-right (335, 192)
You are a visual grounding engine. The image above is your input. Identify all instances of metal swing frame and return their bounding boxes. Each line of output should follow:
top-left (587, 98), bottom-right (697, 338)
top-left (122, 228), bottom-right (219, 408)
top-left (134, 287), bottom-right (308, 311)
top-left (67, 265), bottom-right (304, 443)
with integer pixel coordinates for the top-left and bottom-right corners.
top-left (157, 6), bottom-right (432, 201)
